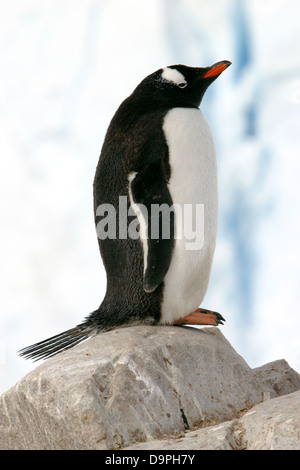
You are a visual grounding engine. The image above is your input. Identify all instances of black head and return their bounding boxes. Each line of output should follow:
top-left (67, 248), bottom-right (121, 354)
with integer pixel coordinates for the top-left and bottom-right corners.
top-left (131, 61), bottom-right (231, 109)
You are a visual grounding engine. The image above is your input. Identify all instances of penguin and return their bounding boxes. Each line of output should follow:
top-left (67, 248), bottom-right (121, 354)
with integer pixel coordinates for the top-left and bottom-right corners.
top-left (19, 60), bottom-right (231, 361)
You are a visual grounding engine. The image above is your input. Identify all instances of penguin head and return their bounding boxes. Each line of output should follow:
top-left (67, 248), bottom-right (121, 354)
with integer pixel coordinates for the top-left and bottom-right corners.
top-left (132, 61), bottom-right (231, 109)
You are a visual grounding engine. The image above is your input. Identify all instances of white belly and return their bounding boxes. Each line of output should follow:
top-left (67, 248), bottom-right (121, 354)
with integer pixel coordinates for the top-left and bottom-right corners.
top-left (160, 107), bottom-right (218, 323)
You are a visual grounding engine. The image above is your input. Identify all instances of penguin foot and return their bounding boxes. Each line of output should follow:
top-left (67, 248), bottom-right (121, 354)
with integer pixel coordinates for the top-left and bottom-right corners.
top-left (173, 308), bottom-right (225, 326)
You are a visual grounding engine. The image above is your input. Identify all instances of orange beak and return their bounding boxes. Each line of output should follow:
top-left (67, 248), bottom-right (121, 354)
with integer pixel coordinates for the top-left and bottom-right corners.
top-left (202, 60), bottom-right (231, 79)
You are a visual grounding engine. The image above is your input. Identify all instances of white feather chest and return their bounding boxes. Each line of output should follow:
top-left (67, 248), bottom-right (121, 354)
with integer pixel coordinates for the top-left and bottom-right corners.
top-left (161, 107), bottom-right (218, 323)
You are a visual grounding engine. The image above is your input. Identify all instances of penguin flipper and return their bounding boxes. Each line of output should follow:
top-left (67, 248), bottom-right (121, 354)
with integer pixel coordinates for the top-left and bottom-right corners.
top-left (129, 163), bottom-right (175, 293)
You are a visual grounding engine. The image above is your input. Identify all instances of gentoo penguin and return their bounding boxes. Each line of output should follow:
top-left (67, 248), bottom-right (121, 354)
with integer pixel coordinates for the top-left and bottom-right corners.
top-left (19, 60), bottom-right (231, 361)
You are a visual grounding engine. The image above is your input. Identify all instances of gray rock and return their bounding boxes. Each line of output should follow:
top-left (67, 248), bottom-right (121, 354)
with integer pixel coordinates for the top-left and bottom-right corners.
top-left (1, 325), bottom-right (299, 450)
top-left (0, 325), bottom-right (264, 450)
top-left (239, 390), bottom-right (300, 450)
top-left (124, 420), bottom-right (238, 450)
top-left (124, 391), bottom-right (300, 450)
top-left (253, 359), bottom-right (300, 398)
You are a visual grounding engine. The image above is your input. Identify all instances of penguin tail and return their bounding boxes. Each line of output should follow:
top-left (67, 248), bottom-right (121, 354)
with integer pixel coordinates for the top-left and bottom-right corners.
top-left (18, 322), bottom-right (96, 362)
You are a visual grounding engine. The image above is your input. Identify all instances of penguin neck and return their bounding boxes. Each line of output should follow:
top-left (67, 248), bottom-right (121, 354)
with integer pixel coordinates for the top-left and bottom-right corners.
top-left (113, 96), bottom-right (198, 131)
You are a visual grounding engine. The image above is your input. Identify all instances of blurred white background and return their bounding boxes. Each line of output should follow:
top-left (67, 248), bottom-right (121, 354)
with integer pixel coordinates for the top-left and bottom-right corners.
top-left (1, 0), bottom-right (300, 394)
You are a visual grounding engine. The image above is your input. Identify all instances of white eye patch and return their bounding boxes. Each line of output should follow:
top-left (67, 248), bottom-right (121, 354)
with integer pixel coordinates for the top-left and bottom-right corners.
top-left (161, 67), bottom-right (187, 87)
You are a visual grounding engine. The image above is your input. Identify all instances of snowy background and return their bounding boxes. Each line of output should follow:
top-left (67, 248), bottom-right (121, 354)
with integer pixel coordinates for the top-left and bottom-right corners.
top-left (1, 0), bottom-right (300, 395)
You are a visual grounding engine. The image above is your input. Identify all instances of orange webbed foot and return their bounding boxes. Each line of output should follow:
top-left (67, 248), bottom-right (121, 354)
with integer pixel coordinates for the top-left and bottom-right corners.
top-left (173, 308), bottom-right (225, 326)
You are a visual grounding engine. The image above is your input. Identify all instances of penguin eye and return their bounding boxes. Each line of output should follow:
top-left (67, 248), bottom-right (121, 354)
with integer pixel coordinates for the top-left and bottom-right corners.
top-left (178, 82), bottom-right (187, 89)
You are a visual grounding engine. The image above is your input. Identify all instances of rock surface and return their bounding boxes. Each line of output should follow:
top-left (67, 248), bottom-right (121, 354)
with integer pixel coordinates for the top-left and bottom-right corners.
top-left (124, 391), bottom-right (300, 450)
top-left (1, 325), bottom-right (299, 450)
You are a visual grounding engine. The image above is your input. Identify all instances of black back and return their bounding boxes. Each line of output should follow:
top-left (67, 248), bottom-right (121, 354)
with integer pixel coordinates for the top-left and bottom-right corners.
top-left (93, 100), bottom-right (171, 326)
